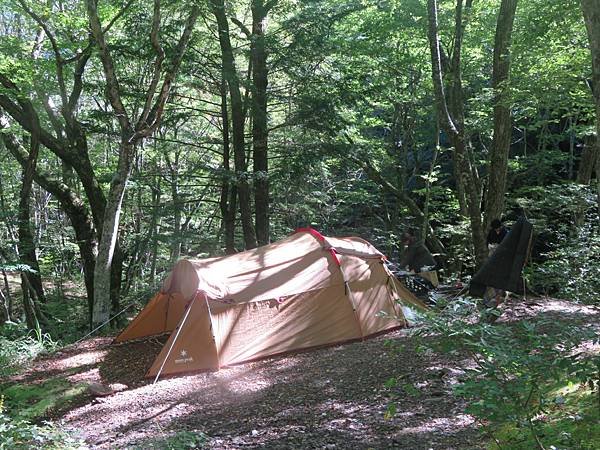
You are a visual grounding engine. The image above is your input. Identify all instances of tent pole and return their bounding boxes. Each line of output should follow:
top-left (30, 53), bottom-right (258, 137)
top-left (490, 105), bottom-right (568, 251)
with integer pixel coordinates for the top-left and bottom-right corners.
top-left (153, 292), bottom-right (200, 384)
top-left (204, 296), bottom-right (220, 369)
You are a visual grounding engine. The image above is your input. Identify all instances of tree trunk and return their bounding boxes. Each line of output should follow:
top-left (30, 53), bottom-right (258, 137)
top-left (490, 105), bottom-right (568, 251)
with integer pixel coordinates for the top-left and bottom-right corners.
top-left (219, 73), bottom-right (237, 254)
top-left (0, 286), bottom-right (8, 325)
top-left (17, 133), bottom-right (46, 309)
top-left (427, 0), bottom-right (487, 267)
top-left (166, 152), bottom-right (182, 264)
top-left (580, 0), bottom-right (600, 190)
top-left (92, 140), bottom-right (135, 326)
top-left (149, 170), bottom-right (161, 282)
top-left (21, 273), bottom-right (40, 331)
top-left (577, 134), bottom-right (600, 184)
top-left (212, 0), bottom-right (257, 250)
top-left (86, 0), bottom-right (200, 326)
top-left (485, 0), bottom-right (518, 228)
top-left (252, 0), bottom-right (270, 246)
top-left (1, 268), bottom-right (12, 321)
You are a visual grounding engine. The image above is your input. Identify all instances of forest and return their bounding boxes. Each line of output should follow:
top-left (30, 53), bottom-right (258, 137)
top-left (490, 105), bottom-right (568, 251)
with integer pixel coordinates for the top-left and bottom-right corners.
top-left (0, 0), bottom-right (599, 448)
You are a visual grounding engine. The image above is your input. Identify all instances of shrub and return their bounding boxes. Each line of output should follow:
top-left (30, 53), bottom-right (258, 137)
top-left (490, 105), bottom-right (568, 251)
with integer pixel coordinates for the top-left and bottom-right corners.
top-left (0, 326), bottom-right (57, 377)
top-left (409, 298), bottom-right (600, 449)
top-left (0, 396), bottom-right (86, 450)
top-left (134, 430), bottom-right (209, 449)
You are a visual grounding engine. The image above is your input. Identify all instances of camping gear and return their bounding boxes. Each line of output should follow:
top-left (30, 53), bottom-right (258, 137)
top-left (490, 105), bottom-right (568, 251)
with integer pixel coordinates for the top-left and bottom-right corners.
top-left (115, 228), bottom-right (425, 379)
top-left (470, 217), bottom-right (534, 298)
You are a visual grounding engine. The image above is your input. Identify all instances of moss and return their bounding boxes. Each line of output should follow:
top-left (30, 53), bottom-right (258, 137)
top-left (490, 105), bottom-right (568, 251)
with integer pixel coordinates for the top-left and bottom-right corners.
top-left (1, 379), bottom-right (89, 420)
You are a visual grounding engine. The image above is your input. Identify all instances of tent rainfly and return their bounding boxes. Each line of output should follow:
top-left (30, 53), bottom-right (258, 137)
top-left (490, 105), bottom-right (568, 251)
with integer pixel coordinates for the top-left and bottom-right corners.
top-left (115, 228), bottom-right (425, 380)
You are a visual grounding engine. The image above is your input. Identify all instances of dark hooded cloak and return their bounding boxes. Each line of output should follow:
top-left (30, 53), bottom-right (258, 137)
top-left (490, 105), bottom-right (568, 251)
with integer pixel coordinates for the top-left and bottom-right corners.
top-left (469, 217), bottom-right (534, 297)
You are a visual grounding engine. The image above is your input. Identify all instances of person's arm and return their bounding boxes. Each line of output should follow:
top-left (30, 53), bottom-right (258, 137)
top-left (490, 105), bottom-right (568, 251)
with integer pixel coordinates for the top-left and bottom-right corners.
top-left (486, 229), bottom-right (493, 246)
top-left (399, 245), bottom-right (415, 270)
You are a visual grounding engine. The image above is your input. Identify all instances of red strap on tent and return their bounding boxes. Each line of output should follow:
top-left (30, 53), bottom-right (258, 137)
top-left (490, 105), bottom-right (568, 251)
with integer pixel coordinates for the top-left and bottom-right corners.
top-left (295, 227), bottom-right (341, 266)
top-left (326, 247), bottom-right (341, 266)
top-left (294, 227), bottom-right (326, 242)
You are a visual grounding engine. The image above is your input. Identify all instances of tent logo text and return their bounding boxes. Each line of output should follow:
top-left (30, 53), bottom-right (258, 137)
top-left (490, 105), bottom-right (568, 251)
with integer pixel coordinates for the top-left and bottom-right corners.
top-left (175, 349), bottom-right (194, 364)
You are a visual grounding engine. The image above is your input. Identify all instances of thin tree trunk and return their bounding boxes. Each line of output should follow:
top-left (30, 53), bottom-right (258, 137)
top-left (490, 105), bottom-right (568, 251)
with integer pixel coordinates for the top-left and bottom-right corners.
top-left (423, 123), bottom-right (440, 242)
top-left (219, 73), bottom-right (237, 253)
top-left (149, 171), bottom-right (161, 282)
top-left (1, 268), bottom-right (12, 320)
top-left (17, 132), bottom-right (46, 308)
top-left (252, 0), bottom-right (271, 246)
top-left (596, 157), bottom-right (600, 214)
top-left (166, 152), bottom-right (182, 264)
top-left (212, 0), bottom-right (257, 250)
top-left (485, 0), bottom-right (518, 229)
top-left (92, 140), bottom-right (135, 325)
top-left (0, 287), bottom-right (8, 325)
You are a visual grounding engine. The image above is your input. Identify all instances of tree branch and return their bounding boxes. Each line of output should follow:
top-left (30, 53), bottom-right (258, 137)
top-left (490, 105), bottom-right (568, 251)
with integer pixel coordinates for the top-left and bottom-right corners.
top-left (17, 0), bottom-right (69, 107)
top-left (138, 5), bottom-right (201, 139)
top-left (85, 0), bottom-right (131, 131)
top-left (427, 0), bottom-right (459, 137)
top-left (231, 17), bottom-right (251, 38)
top-left (138, 0), bottom-right (166, 128)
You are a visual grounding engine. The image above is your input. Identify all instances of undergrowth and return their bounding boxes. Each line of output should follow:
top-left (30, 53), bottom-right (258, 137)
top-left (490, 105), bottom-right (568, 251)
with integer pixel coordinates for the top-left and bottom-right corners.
top-left (387, 297), bottom-right (600, 450)
top-left (0, 396), bottom-right (86, 450)
top-left (132, 429), bottom-right (209, 449)
top-left (0, 322), bottom-right (58, 377)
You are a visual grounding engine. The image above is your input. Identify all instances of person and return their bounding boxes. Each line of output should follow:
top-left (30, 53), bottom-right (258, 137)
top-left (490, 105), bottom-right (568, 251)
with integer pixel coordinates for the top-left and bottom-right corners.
top-left (487, 218), bottom-right (508, 251)
top-left (484, 218), bottom-right (508, 308)
top-left (398, 230), bottom-right (437, 274)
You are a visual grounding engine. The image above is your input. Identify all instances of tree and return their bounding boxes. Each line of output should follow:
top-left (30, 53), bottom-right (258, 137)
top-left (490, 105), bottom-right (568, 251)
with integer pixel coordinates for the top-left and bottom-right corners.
top-left (251, 0), bottom-right (275, 246)
top-left (211, 0), bottom-right (257, 250)
top-left (85, 0), bottom-right (200, 326)
top-left (427, 0), bottom-right (488, 267)
top-left (485, 0), bottom-right (519, 228)
top-left (580, 0), bottom-right (600, 192)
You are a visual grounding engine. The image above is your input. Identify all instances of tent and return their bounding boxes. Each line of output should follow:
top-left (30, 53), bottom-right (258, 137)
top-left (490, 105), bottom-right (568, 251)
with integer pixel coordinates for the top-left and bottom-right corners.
top-left (115, 228), bottom-right (425, 379)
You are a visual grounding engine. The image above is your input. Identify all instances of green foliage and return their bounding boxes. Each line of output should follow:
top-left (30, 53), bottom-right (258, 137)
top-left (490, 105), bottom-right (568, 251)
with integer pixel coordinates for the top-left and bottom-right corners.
top-left (515, 183), bottom-right (600, 304)
top-left (530, 223), bottom-right (600, 304)
top-left (410, 298), bottom-right (600, 448)
top-left (493, 387), bottom-right (600, 450)
top-left (0, 323), bottom-right (57, 377)
top-left (134, 430), bottom-right (209, 449)
top-left (0, 397), bottom-right (85, 450)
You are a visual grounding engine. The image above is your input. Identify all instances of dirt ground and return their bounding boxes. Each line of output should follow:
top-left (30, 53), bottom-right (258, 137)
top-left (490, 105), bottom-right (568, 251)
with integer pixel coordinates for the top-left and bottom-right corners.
top-left (7, 297), bottom-right (599, 449)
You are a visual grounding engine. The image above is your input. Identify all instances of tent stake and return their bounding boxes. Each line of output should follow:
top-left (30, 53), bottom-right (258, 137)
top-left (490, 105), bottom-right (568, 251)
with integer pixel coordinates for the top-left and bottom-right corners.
top-left (153, 293), bottom-right (200, 384)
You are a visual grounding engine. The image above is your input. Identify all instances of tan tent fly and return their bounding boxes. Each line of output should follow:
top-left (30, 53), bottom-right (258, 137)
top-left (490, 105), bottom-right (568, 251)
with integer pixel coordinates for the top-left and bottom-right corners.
top-left (114, 228), bottom-right (425, 380)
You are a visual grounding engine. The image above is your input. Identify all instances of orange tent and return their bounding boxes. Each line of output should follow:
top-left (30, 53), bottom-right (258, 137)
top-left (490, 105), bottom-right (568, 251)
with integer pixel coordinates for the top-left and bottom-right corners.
top-left (115, 229), bottom-right (425, 380)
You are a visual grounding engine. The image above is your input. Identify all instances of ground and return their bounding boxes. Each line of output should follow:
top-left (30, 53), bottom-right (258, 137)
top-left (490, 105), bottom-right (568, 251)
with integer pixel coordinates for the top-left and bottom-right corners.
top-left (5, 297), bottom-right (599, 449)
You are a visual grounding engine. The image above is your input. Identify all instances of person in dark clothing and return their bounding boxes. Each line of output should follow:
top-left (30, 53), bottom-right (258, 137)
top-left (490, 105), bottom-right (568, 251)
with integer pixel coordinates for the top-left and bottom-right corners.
top-left (398, 230), bottom-right (436, 273)
top-left (487, 218), bottom-right (508, 248)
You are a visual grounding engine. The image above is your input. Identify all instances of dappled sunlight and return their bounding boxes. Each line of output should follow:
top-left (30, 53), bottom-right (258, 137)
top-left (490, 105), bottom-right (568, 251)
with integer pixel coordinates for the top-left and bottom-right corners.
top-left (66, 367), bottom-right (100, 384)
top-left (52, 318), bottom-right (485, 448)
top-left (54, 350), bottom-right (108, 371)
top-left (395, 414), bottom-right (476, 436)
top-left (539, 299), bottom-right (599, 315)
